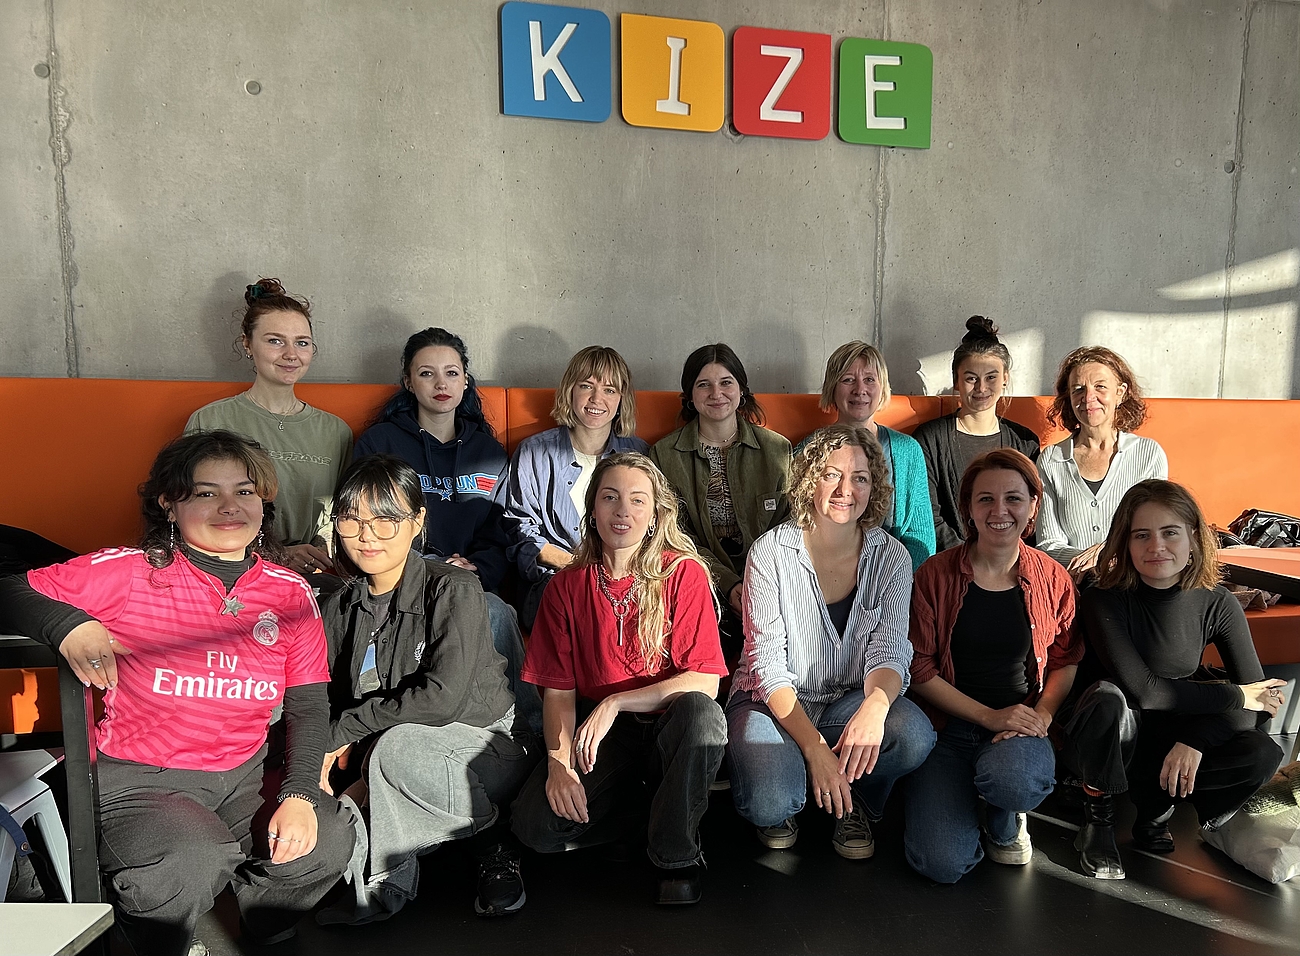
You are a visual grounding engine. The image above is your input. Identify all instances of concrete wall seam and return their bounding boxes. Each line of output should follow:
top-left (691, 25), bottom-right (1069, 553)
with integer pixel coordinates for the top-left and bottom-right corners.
top-left (44, 0), bottom-right (78, 378)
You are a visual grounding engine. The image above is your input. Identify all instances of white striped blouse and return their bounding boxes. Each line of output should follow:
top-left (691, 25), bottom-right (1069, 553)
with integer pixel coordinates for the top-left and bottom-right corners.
top-left (1035, 431), bottom-right (1168, 564)
top-left (730, 521), bottom-right (914, 724)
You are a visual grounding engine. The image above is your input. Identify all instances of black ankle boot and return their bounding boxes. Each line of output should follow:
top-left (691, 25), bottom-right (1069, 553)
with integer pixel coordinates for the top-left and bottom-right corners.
top-left (1132, 817), bottom-right (1176, 853)
top-left (1075, 793), bottom-right (1125, 880)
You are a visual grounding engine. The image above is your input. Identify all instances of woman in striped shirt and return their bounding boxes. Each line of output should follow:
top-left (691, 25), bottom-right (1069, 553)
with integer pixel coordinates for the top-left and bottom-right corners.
top-left (727, 425), bottom-right (936, 860)
top-left (1035, 347), bottom-right (1168, 577)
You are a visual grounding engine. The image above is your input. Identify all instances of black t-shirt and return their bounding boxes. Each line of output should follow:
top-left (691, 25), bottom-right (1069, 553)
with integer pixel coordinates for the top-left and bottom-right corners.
top-left (826, 585), bottom-right (857, 637)
top-left (951, 583), bottom-right (1032, 709)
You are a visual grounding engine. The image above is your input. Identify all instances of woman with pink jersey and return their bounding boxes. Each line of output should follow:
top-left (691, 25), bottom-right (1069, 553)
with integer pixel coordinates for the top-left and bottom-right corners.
top-left (0, 430), bottom-right (353, 956)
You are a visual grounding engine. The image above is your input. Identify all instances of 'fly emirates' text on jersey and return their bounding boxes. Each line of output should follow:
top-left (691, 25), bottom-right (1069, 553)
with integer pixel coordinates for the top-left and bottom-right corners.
top-left (27, 548), bottom-right (330, 771)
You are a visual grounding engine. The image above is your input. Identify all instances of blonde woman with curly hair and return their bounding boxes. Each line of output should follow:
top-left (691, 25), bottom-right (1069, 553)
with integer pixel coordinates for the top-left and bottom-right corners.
top-left (510, 453), bottom-right (728, 906)
top-left (727, 425), bottom-right (935, 860)
top-left (1056, 480), bottom-right (1284, 881)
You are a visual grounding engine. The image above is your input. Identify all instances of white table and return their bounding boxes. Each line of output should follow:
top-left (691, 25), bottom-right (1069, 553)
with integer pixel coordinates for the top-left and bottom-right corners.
top-left (0, 903), bottom-right (114, 955)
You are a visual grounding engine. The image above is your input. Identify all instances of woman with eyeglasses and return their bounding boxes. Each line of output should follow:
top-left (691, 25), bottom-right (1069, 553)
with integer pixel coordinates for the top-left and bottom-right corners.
top-left (315, 455), bottom-right (537, 924)
top-left (186, 278), bottom-right (354, 580)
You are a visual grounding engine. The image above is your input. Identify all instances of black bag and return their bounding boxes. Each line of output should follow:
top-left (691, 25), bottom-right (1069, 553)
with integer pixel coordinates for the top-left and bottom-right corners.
top-left (1227, 510), bottom-right (1300, 549)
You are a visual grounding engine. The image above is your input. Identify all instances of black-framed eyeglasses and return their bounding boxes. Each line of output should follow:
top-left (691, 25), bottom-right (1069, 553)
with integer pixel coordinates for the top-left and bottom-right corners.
top-left (333, 513), bottom-right (414, 540)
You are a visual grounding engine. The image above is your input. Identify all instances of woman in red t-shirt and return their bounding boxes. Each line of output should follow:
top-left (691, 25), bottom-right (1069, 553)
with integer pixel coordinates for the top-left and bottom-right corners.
top-left (510, 452), bottom-right (728, 905)
top-left (0, 431), bottom-right (353, 956)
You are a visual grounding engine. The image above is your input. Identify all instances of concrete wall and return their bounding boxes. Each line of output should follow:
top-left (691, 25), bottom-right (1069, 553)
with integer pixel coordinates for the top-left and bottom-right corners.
top-left (1, 0), bottom-right (1297, 397)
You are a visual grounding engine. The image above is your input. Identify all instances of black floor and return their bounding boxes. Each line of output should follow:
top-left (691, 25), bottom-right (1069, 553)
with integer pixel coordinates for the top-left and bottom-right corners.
top-left (181, 736), bottom-right (1300, 956)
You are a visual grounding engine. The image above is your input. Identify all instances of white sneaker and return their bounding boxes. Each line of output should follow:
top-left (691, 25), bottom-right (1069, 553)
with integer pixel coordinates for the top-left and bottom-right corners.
top-left (984, 812), bottom-right (1032, 865)
top-left (757, 817), bottom-right (798, 849)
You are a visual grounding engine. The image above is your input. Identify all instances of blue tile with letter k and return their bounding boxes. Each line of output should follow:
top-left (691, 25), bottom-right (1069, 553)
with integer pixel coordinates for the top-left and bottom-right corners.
top-left (500, 2), bottom-right (611, 122)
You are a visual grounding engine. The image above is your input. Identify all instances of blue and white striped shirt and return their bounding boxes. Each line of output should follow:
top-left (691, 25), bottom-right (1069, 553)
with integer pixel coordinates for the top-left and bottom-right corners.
top-left (730, 521), bottom-right (914, 723)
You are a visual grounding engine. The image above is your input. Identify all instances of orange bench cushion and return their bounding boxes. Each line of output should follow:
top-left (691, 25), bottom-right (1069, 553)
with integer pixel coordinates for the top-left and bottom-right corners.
top-left (0, 379), bottom-right (503, 555)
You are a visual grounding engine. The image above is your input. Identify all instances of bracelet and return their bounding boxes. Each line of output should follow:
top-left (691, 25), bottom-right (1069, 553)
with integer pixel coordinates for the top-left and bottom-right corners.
top-left (278, 790), bottom-right (319, 808)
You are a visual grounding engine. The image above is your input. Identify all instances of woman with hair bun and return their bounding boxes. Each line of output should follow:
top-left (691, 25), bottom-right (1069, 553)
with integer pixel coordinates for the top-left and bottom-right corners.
top-left (650, 343), bottom-right (792, 657)
top-left (510, 453), bottom-right (728, 906)
top-left (1057, 480), bottom-right (1284, 882)
top-left (0, 430), bottom-right (352, 956)
top-left (186, 278), bottom-right (353, 580)
top-left (912, 317), bottom-right (1039, 552)
top-left (1035, 346), bottom-right (1167, 577)
top-left (353, 328), bottom-right (539, 733)
top-left (501, 346), bottom-right (648, 628)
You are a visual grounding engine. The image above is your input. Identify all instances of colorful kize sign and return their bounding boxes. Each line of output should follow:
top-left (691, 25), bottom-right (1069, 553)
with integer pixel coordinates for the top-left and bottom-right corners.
top-left (499, 2), bottom-right (933, 148)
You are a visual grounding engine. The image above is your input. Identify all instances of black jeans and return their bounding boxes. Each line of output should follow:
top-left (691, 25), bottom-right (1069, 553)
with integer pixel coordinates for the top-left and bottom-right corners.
top-left (510, 691), bottom-right (727, 868)
top-left (97, 747), bottom-right (354, 956)
top-left (1057, 680), bottom-right (1282, 828)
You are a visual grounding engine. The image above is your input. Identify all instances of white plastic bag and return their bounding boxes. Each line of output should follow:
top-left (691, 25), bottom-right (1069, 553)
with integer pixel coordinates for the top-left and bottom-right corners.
top-left (1203, 762), bottom-right (1300, 884)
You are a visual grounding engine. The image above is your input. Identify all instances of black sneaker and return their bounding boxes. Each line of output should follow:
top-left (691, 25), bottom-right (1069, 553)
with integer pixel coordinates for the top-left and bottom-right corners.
top-left (475, 843), bottom-right (525, 916)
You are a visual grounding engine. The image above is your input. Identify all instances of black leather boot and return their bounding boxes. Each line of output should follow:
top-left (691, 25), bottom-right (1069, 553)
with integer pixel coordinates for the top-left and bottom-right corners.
top-left (1076, 792), bottom-right (1126, 880)
top-left (1133, 805), bottom-right (1176, 853)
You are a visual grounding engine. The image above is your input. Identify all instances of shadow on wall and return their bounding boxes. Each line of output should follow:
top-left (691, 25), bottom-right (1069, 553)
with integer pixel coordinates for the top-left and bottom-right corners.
top-left (882, 298), bottom-right (928, 397)
top-left (201, 272), bottom-right (254, 380)
top-left (355, 307), bottom-right (418, 385)
top-left (495, 325), bottom-right (573, 388)
top-left (737, 322), bottom-right (806, 395)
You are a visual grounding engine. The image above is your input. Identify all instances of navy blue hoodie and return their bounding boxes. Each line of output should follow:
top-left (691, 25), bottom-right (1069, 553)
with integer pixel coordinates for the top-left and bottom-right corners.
top-left (354, 411), bottom-right (512, 592)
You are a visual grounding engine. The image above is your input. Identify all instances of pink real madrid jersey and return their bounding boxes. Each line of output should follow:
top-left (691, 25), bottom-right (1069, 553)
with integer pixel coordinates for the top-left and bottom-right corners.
top-left (26, 548), bottom-right (331, 771)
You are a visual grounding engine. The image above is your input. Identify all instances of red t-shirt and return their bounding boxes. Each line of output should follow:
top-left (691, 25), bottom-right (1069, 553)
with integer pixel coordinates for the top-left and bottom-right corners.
top-left (27, 548), bottom-right (330, 771)
top-left (522, 556), bottom-right (727, 702)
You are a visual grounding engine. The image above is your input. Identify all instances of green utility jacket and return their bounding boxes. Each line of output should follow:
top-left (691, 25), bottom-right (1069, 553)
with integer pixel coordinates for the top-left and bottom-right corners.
top-left (650, 418), bottom-right (792, 597)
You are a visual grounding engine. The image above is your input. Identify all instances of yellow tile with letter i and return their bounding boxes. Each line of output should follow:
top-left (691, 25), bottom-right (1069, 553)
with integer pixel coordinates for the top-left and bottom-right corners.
top-left (620, 13), bottom-right (724, 132)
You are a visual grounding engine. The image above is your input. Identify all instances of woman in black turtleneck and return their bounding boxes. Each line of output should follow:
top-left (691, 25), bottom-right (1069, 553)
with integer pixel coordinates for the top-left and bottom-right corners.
top-left (1059, 480), bottom-right (1285, 882)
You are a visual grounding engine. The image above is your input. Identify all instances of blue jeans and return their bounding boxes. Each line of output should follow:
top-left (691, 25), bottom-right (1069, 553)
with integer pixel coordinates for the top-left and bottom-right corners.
top-left (903, 717), bottom-right (1056, 884)
top-left (726, 690), bottom-right (936, 826)
top-left (485, 592), bottom-right (543, 736)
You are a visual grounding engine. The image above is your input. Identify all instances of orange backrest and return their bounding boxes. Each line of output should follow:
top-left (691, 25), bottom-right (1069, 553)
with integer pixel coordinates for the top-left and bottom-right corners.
top-left (504, 391), bottom-right (947, 451)
top-left (0, 379), bottom-right (504, 555)
top-left (5, 378), bottom-right (1300, 733)
top-left (2, 379), bottom-right (1294, 553)
top-left (996, 395), bottom-right (1300, 527)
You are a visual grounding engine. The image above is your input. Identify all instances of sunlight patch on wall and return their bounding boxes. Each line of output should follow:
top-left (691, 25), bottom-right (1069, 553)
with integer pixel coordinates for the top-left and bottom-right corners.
top-left (1158, 249), bottom-right (1300, 301)
top-left (1081, 303), bottom-right (1297, 398)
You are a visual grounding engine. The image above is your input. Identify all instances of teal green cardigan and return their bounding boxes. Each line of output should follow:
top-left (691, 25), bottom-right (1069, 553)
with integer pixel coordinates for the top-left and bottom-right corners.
top-left (792, 425), bottom-right (936, 571)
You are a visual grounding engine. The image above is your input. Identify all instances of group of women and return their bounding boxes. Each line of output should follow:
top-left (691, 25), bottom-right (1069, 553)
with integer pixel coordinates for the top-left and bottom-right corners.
top-left (0, 277), bottom-right (1287, 955)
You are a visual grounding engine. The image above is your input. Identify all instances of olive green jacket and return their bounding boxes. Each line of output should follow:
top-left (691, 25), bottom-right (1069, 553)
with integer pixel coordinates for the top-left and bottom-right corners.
top-left (650, 418), bottom-right (792, 597)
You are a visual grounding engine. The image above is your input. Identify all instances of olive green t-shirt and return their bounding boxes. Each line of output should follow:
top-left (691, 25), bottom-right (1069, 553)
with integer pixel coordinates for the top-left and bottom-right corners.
top-left (184, 393), bottom-right (353, 547)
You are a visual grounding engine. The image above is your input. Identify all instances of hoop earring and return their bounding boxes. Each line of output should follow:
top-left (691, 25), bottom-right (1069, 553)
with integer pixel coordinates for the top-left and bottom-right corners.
top-left (645, 521), bottom-right (656, 539)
